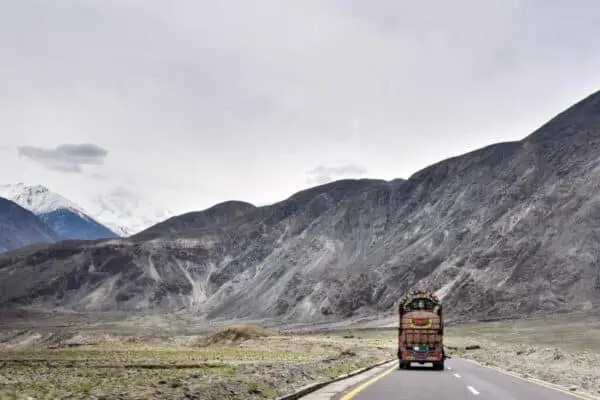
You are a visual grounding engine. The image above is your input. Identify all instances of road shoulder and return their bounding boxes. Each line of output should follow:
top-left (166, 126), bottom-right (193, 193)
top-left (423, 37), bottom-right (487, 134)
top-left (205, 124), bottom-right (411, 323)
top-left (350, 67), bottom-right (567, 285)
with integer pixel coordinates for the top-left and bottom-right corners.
top-left (299, 360), bottom-right (397, 400)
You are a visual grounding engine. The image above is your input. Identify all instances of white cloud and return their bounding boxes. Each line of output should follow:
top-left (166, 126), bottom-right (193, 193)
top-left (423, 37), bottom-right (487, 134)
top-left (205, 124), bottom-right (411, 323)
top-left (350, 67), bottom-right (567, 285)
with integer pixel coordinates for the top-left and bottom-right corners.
top-left (307, 164), bottom-right (368, 185)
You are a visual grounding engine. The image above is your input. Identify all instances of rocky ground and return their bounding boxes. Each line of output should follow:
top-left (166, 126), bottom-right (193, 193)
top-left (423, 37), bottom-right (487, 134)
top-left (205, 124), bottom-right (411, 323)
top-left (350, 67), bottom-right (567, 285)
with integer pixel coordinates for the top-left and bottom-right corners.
top-left (0, 312), bottom-right (395, 400)
top-left (0, 310), bottom-right (599, 399)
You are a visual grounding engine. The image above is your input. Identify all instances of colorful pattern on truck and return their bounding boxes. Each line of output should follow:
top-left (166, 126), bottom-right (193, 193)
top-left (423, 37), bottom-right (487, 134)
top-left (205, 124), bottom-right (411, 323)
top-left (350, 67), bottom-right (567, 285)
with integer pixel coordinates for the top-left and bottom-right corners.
top-left (397, 289), bottom-right (445, 370)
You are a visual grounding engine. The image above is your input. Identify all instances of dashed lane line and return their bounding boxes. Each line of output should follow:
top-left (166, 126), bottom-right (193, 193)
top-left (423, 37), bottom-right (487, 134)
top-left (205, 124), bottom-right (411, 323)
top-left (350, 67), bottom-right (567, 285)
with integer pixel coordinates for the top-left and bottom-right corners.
top-left (460, 358), bottom-right (599, 400)
top-left (467, 386), bottom-right (480, 395)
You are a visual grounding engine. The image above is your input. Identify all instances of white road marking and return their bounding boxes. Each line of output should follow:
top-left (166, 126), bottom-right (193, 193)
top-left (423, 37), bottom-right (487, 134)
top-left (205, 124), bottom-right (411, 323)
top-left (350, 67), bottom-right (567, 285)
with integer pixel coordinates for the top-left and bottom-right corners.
top-left (447, 366), bottom-right (452, 370)
top-left (467, 386), bottom-right (480, 395)
top-left (454, 373), bottom-right (461, 378)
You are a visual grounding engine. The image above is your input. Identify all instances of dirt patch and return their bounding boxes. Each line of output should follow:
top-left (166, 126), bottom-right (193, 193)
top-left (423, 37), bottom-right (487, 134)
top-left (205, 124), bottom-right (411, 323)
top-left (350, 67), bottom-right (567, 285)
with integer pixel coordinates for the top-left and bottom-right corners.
top-left (197, 324), bottom-right (276, 346)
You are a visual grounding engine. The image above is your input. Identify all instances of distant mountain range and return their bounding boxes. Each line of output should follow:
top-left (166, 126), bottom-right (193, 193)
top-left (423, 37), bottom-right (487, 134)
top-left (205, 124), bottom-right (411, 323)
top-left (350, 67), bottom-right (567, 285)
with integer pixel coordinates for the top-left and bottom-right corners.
top-left (0, 183), bottom-right (118, 241)
top-left (0, 183), bottom-right (175, 252)
top-left (1, 90), bottom-right (600, 325)
top-left (0, 197), bottom-right (62, 252)
top-left (82, 186), bottom-right (176, 236)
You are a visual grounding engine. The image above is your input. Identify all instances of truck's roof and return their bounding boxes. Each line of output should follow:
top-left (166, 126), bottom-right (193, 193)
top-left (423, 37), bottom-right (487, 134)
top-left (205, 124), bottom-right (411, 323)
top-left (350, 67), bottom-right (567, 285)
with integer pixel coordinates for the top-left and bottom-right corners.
top-left (399, 289), bottom-right (440, 304)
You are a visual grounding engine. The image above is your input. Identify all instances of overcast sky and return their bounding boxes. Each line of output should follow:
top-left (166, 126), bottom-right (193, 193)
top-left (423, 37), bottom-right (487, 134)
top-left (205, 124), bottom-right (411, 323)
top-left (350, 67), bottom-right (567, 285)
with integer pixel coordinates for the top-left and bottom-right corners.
top-left (1, 0), bottom-right (600, 215)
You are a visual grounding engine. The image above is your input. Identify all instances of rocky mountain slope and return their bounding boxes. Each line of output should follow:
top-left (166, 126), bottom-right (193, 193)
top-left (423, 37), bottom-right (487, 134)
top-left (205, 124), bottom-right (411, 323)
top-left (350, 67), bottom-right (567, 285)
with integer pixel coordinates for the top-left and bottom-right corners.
top-left (0, 197), bottom-right (62, 252)
top-left (135, 200), bottom-right (257, 239)
top-left (1, 90), bottom-right (600, 323)
top-left (0, 183), bottom-right (119, 241)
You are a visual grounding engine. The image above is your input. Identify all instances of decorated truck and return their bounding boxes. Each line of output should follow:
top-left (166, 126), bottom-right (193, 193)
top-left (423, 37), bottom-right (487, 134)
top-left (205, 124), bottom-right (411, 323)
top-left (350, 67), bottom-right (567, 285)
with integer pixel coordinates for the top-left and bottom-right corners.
top-left (397, 288), bottom-right (445, 370)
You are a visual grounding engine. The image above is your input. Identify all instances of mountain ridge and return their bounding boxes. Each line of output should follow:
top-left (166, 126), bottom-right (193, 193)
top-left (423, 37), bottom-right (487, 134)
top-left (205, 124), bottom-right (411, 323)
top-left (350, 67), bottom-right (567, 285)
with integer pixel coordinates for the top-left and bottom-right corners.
top-left (1, 90), bottom-right (599, 324)
top-left (0, 183), bottom-right (119, 241)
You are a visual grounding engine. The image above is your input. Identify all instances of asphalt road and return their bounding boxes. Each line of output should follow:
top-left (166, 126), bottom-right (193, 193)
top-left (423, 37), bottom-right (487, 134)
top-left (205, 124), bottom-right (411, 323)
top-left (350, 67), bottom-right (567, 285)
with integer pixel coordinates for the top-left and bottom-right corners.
top-left (331, 358), bottom-right (594, 400)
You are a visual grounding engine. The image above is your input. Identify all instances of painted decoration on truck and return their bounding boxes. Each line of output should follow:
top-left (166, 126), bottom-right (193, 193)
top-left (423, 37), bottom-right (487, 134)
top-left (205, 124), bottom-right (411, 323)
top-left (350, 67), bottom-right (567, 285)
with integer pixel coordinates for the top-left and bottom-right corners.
top-left (409, 317), bottom-right (432, 328)
top-left (398, 288), bottom-right (442, 312)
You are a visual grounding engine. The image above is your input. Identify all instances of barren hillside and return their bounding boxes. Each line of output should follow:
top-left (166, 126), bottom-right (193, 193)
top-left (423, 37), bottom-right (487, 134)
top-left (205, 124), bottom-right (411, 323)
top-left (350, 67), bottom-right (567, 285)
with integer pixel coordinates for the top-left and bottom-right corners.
top-left (1, 91), bottom-right (600, 323)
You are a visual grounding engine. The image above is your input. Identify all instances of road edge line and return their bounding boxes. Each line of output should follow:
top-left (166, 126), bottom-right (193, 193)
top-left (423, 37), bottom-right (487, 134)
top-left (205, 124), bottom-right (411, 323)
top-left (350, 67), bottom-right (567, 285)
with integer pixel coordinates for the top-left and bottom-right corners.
top-left (458, 357), bottom-right (600, 400)
top-left (274, 358), bottom-right (396, 400)
top-left (339, 363), bottom-right (398, 400)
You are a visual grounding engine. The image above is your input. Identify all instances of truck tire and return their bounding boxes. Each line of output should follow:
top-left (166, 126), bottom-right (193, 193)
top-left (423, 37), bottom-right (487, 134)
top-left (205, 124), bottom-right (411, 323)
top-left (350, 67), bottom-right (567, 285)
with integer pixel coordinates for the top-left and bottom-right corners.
top-left (433, 361), bottom-right (444, 370)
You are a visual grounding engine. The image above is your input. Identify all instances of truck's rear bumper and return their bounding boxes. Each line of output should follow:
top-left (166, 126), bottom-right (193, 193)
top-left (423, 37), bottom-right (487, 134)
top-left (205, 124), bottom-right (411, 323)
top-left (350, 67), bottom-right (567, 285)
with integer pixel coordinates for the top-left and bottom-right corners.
top-left (400, 350), bottom-right (443, 362)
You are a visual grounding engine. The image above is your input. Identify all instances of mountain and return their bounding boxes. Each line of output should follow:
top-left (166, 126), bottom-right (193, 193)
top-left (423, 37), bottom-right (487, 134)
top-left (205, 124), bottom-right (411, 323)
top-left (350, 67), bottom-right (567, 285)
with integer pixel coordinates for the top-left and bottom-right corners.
top-left (0, 197), bottom-right (62, 252)
top-left (80, 186), bottom-right (176, 236)
top-left (1, 90), bottom-right (600, 323)
top-left (0, 183), bottom-right (119, 241)
top-left (135, 200), bottom-right (257, 239)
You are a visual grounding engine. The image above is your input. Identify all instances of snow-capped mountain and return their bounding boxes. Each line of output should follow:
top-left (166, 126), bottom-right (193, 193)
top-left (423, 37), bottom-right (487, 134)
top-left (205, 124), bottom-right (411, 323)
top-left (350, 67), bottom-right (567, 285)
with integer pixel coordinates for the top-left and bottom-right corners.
top-left (81, 186), bottom-right (175, 236)
top-left (0, 183), bottom-right (119, 240)
top-left (0, 197), bottom-right (62, 252)
top-left (0, 183), bottom-right (87, 216)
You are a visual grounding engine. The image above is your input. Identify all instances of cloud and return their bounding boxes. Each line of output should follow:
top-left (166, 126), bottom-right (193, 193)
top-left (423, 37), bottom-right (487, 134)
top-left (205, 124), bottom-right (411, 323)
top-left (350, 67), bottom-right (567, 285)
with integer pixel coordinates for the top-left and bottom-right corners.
top-left (307, 164), bottom-right (368, 185)
top-left (89, 173), bottom-right (109, 181)
top-left (17, 143), bottom-right (108, 173)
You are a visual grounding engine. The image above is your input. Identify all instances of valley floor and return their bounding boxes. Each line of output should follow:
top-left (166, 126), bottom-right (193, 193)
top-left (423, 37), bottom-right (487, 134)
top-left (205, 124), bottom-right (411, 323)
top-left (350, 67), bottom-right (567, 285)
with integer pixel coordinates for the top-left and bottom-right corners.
top-left (0, 311), bottom-right (598, 399)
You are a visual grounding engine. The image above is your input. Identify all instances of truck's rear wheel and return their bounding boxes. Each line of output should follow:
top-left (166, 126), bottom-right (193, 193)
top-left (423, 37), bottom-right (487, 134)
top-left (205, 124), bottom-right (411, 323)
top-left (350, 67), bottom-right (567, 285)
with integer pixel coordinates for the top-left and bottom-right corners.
top-left (433, 361), bottom-right (444, 370)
